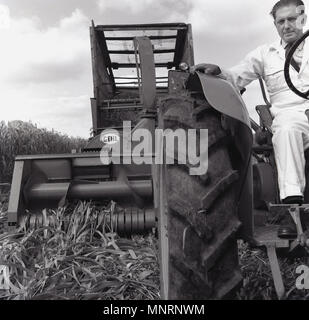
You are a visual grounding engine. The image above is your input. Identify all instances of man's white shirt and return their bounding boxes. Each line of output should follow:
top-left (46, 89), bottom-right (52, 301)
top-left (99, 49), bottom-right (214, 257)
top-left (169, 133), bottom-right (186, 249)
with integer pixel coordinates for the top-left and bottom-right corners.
top-left (222, 37), bottom-right (309, 117)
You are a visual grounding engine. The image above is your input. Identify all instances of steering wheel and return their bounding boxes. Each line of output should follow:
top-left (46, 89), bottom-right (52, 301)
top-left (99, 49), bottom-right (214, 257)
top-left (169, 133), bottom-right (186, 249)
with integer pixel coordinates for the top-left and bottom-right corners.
top-left (284, 29), bottom-right (309, 99)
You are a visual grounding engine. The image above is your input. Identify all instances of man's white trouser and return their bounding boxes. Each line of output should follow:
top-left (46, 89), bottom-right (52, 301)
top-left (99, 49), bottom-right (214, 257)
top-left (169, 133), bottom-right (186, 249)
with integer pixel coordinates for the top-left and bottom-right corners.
top-left (272, 110), bottom-right (309, 200)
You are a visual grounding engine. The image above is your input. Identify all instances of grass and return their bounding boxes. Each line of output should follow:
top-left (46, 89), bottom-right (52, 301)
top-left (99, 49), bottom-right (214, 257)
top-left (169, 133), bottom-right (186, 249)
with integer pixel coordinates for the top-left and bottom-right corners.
top-left (237, 240), bottom-right (309, 300)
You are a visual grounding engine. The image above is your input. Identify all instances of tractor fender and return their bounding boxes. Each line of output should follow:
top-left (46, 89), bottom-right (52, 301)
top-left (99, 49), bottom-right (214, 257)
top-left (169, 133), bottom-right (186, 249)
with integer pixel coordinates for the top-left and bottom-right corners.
top-left (187, 72), bottom-right (254, 240)
top-left (187, 72), bottom-right (251, 129)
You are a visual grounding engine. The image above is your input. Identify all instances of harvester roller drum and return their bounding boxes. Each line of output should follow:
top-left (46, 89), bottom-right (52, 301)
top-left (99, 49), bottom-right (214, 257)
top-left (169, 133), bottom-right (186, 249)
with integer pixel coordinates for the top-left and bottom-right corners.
top-left (112, 207), bottom-right (156, 236)
top-left (21, 207), bottom-right (156, 236)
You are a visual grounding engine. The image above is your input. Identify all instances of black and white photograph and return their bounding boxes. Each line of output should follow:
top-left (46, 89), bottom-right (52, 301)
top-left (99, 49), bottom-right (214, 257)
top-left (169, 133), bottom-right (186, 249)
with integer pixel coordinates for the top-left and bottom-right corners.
top-left (0, 0), bottom-right (309, 308)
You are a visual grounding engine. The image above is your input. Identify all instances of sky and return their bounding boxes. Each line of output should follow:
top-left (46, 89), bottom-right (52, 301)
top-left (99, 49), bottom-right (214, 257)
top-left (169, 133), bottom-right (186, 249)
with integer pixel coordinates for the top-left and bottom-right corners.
top-left (0, 0), bottom-right (307, 138)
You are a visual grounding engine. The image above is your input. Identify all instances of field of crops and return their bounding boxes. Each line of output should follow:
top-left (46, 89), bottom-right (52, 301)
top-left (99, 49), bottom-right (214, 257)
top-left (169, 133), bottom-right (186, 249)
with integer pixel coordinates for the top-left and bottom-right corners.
top-left (1, 198), bottom-right (308, 300)
top-left (0, 121), bottom-right (308, 300)
top-left (0, 120), bottom-right (86, 182)
top-left (0, 201), bottom-right (160, 300)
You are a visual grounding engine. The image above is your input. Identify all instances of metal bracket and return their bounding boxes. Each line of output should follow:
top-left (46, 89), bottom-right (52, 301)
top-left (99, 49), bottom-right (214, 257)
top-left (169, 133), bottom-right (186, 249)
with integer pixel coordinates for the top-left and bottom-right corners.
top-left (289, 206), bottom-right (304, 234)
top-left (289, 205), bottom-right (309, 251)
top-left (266, 244), bottom-right (286, 300)
top-left (133, 37), bottom-right (156, 112)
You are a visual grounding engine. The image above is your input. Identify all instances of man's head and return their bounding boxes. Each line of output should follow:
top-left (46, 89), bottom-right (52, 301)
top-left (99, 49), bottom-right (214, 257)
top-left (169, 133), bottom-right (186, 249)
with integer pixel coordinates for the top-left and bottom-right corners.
top-left (271, 0), bottom-right (307, 44)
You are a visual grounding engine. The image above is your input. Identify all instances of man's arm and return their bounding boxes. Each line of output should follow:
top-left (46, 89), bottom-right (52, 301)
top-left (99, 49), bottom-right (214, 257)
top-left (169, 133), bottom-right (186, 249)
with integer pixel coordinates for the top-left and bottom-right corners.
top-left (191, 46), bottom-right (265, 91)
top-left (223, 46), bottom-right (265, 91)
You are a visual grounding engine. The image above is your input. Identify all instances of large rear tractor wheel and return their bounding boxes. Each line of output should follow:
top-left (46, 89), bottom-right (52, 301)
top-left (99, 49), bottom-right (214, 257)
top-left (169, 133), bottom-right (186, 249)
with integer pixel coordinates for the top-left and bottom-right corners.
top-left (157, 94), bottom-right (242, 299)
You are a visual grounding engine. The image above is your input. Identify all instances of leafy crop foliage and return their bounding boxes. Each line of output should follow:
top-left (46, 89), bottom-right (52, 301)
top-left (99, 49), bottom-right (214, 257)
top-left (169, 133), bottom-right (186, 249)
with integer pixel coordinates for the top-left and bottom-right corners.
top-left (0, 202), bottom-right (160, 300)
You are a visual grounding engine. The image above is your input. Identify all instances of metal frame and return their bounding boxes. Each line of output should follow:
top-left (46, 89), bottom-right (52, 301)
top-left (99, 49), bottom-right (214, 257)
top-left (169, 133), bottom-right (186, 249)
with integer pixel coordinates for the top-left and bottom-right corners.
top-left (89, 22), bottom-right (194, 136)
top-left (7, 153), bottom-right (154, 230)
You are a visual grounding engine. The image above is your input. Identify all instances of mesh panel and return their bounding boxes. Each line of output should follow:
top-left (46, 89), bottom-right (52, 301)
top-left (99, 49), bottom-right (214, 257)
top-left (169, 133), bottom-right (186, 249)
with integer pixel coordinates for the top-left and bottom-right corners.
top-left (103, 29), bottom-right (178, 88)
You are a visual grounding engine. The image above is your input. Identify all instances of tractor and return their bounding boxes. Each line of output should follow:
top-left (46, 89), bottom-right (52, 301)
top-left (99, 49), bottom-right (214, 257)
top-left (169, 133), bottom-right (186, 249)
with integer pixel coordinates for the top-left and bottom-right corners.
top-left (6, 22), bottom-right (309, 300)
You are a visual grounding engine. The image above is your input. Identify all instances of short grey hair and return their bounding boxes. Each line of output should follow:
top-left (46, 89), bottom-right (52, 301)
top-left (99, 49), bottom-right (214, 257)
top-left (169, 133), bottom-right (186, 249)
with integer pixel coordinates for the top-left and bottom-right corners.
top-left (270, 0), bottom-right (305, 19)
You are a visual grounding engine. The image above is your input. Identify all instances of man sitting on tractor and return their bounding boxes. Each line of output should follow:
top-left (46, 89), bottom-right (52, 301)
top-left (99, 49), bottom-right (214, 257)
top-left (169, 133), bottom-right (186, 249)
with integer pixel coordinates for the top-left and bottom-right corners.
top-left (192, 0), bottom-right (309, 238)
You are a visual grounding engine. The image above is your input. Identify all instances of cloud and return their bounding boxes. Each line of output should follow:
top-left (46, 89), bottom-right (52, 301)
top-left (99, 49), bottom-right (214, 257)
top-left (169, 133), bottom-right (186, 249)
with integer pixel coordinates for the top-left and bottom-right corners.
top-left (2, 91), bottom-right (91, 138)
top-left (96, 0), bottom-right (277, 35)
top-left (0, 4), bottom-right (10, 29)
top-left (0, 8), bottom-right (90, 84)
top-left (0, 6), bottom-right (93, 137)
top-left (0, 0), bottom-right (99, 27)
top-left (96, 0), bottom-right (192, 23)
top-left (28, 95), bottom-right (91, 138)
top-left (187, 0), bottom-right (273, 33)
top-left (94, 0), bottom-right (281, 66)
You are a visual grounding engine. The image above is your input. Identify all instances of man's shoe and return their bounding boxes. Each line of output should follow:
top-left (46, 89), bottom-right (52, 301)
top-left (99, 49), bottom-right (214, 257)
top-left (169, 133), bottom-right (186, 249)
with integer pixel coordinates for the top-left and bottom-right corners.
top-left (277, 214), bottom-right (297, 239)
top-left (282, 195), bottom-right (303, 205)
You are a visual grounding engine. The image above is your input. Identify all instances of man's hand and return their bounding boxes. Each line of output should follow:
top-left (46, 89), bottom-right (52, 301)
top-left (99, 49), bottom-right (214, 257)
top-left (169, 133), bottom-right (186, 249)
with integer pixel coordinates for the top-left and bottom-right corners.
top-left (190, 63), bottom-right (222, 76)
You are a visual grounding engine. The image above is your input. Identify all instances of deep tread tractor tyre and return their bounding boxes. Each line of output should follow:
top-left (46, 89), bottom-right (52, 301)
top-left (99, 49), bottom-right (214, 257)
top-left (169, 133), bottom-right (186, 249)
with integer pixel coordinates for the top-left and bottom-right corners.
top-left (157, 94), bottom-right (242, 300)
